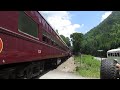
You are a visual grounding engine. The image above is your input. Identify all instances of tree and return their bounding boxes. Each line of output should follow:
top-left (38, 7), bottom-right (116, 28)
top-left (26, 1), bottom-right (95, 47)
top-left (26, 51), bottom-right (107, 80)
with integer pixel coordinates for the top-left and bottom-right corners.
top-left (70, 33), bottom-right (84, 55)
top-left (60, 35), bottom-right (71, 47)
top-left (65, 37), bottom-right (71, 47)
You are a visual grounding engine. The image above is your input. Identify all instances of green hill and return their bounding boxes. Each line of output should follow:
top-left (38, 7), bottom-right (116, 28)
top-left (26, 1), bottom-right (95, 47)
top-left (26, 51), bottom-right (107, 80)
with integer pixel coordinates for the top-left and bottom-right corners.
top-left (82, 11), bottom-right (120, 57)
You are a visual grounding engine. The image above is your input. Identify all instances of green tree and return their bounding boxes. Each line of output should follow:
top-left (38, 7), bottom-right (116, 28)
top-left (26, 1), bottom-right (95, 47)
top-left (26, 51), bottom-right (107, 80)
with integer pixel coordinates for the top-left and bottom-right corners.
top-left (65, 37), bottom-right (71, 47)
top-left (60, 35), bottom-right (71, 47)
top-left (70, 33), bottom-right (84, 55)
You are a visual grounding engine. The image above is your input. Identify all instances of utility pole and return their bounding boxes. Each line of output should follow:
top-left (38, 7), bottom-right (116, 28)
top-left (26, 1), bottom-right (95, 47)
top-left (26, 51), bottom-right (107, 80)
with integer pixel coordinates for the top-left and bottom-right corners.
top-left (79, 50), bottom-right (82, 67)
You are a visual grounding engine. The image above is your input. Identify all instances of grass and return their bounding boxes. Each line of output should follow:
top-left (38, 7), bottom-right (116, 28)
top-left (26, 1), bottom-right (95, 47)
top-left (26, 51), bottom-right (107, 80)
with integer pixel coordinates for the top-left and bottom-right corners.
top-left (74, 54), bottom-right (101, 78)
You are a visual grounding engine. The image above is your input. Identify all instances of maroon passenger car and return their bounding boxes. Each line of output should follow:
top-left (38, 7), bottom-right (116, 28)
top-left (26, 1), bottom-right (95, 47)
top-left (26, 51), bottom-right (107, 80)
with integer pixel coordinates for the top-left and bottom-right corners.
top-left (0, 11), bottom-right (71, 79)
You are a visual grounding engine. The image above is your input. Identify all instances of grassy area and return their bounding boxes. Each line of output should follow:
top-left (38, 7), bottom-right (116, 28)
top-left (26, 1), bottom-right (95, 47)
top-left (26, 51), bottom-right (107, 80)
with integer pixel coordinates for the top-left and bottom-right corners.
top-left (74, 55), bottom-right (100, 78)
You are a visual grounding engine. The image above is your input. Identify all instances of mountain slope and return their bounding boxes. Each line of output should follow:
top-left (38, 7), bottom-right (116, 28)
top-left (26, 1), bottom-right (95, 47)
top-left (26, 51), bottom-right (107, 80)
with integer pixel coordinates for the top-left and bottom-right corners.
top-left (82, 11), bottom-right (120, 57)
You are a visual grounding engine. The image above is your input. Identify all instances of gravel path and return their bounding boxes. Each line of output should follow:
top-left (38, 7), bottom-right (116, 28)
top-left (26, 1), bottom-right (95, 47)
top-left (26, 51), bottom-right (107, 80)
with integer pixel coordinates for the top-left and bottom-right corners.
top-left (57, 57), bottom-right (76, 73)
top-left (39, 69), bottom-right (89, 79)
top-left (39, 57), bottom-right (98, 79)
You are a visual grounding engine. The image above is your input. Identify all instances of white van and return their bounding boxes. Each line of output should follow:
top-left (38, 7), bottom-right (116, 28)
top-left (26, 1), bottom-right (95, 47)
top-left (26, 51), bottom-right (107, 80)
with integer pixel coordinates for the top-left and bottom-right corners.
top-left (107, 48), bottom-right (120, 62)
top-left (100, 48), bottom-right (120, 79)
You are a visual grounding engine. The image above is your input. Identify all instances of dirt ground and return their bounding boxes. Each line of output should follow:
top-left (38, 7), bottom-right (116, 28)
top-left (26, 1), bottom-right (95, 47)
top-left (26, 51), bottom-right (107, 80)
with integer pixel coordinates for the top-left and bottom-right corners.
top-left (57, 57), bottom-right (76, 73)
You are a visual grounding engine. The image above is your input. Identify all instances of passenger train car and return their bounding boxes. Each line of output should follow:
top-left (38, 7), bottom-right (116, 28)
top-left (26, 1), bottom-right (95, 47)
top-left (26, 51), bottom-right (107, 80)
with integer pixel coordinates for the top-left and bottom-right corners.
top-left (0, 11), bottom-right (71, 79)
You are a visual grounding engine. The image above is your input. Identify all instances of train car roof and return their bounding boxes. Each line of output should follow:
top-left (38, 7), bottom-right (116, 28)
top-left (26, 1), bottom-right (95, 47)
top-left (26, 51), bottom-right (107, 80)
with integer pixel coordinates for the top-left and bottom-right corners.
top-left (37, 11), bottom-right (69, 48)
top-left (107, 48), bottom-right (120, 53)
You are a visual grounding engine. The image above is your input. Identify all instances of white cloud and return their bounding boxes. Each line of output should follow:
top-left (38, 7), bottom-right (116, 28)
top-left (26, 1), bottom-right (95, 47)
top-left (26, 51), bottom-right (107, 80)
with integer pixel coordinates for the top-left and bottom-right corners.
top-left (101, 11), bottom-right (112, 22)
top-left (40, 11), bottom-right (71, 20)
top-left (39, 11), bottom-right (83, 37)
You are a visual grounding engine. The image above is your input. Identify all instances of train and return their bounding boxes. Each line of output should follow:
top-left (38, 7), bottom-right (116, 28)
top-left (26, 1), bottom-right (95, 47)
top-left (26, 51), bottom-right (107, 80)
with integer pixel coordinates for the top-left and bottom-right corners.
top-left (0, 11), bottom-right (71, 79)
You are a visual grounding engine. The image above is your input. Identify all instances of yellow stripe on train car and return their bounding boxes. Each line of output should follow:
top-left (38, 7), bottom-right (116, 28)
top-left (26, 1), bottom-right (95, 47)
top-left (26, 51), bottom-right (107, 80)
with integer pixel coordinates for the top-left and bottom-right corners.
top-left (0, 38), bottom-right (3, 53)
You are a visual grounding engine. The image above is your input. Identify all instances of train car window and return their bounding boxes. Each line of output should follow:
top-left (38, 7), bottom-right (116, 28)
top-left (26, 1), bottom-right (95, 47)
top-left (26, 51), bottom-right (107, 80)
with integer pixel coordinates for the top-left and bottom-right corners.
top-left (51, 40), bottom-right (54, 45)
top-left (42, 36), bottom-right (45, 42)
top-left (53, 41), bottom-right (56, 46)
top-left (50, 27), bottom-right (52, 32)
top-left (42, 19), bottom-right (45, 27)
top-left (42, 35), bottom-right (49, 43)
top-left (42, 35), bottom-right (47, 42)
top-left (18, 11), bottom-right (38, 38)
top-left (55, 43), bottom-right (57, 46)
top-left (42, 30), bottom-right (51, 39)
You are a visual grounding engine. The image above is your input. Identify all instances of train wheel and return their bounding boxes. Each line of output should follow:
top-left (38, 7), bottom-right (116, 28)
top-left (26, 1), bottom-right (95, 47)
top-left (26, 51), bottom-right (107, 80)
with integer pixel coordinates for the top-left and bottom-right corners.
top-left (39, 61), bottom-right (44, 73)
top-left (9, 71), bottom-right (16, 79)
top-left (51, 58), bottom-right (61, 69)
top-left (25, 66), bottom-right (33, 79)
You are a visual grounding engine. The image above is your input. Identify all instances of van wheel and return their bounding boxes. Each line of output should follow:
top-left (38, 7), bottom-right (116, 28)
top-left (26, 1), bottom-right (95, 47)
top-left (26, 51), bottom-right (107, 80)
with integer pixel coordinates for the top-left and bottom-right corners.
top-left (100, 59), bottom-right (118, 79)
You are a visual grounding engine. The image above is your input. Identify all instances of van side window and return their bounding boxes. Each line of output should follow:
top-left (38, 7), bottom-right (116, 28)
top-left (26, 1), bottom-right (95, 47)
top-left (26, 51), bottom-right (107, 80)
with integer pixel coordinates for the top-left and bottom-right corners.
top-left (108, 53), bottom-right (110, 56)
top-left (110, 53), bottom-right (112, 56)
top-left (117, 53), bottom-right (118, 56)
top-left (111, 53), bottom-right (114, 56)
top-left (117, 53), bottom-right (119, 57)
top-left (115, 53), bottom-right (117, 56)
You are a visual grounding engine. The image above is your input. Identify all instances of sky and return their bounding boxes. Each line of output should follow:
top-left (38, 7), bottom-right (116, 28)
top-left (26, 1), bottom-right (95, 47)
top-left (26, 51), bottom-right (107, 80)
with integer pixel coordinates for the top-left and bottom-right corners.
top-left (39, 11), bottom-right (112, 38)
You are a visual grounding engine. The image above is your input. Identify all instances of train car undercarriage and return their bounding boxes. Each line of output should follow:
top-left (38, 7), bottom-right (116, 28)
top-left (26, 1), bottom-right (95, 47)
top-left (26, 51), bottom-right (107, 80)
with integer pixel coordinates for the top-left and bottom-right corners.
top-left (0, 56), bottom-right (69, 79)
